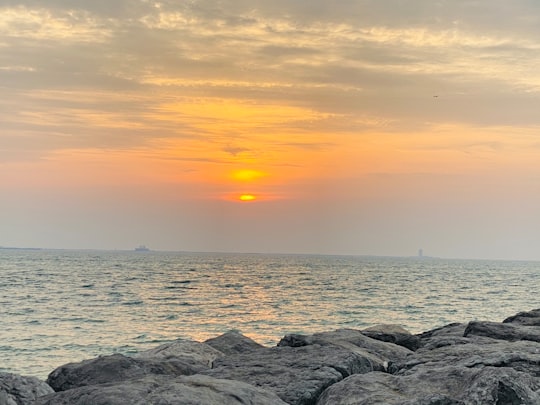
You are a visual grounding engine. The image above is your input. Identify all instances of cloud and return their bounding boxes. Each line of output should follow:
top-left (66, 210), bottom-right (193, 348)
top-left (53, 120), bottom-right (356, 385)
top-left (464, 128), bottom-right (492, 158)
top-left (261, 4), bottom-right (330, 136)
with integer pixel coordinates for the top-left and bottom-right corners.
top-left (0, 0), bottom-right (150, 18)
top-left (223, 145), bottom-right (251, 156)
top-left (3, 0), bottom-right (540, 165)
top-left (0, 6), bottom-right (113, 42)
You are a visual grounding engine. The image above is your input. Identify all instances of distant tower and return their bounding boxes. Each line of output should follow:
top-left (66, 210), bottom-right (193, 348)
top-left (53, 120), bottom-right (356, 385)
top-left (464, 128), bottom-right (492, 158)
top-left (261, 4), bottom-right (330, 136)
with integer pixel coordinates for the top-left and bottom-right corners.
top-left (418, 248), bottom-right (423, 258)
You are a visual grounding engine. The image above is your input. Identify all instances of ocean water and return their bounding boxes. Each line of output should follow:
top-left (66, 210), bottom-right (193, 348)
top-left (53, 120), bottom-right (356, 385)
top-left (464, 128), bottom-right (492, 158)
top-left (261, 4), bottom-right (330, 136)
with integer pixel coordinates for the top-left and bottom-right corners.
top-left (1, 249), bottom-right (538, 380)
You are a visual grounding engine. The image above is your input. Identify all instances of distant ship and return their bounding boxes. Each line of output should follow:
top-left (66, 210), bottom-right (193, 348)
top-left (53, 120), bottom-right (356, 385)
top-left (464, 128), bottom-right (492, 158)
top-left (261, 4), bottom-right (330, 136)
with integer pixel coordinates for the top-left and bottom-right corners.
top-left (134, 245), bottom-right (150, 252)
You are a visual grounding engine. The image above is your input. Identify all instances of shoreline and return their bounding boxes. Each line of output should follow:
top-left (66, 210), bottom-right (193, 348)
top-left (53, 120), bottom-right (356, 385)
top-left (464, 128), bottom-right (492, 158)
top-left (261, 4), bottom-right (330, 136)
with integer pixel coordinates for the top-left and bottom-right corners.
top-left (2, 308), bottom-right (539, 404)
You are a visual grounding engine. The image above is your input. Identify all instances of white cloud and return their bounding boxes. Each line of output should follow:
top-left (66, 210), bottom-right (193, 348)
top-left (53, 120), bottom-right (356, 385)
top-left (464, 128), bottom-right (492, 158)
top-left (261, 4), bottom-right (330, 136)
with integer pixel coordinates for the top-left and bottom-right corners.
top-left (0, 6), bottom-right (113, 42)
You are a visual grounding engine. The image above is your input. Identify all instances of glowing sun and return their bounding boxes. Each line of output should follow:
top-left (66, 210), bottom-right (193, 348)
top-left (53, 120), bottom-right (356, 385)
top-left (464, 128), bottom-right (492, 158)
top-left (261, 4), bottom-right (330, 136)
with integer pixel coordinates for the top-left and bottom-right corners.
top-left (239, 194), bottom-right (256, 201)
top-left (232, 170), bottom-right (265, 182)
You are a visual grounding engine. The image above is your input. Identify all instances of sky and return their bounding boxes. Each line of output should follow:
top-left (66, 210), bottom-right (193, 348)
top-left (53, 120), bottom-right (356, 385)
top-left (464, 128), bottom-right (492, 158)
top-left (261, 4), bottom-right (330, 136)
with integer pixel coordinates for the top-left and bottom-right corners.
top-left (2, 0), bottom-right (540, 260)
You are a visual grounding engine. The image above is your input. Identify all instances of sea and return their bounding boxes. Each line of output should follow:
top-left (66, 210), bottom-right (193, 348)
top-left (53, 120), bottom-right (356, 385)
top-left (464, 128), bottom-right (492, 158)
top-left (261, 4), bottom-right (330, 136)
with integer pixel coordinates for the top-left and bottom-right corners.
top-left (1, 249), bottom-right (538, 380)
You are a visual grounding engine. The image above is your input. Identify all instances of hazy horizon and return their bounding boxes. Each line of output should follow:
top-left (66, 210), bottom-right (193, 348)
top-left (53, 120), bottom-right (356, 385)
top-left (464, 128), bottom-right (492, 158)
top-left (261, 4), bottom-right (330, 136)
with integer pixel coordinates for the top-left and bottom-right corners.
top-left (2, 1), bottom-right (540, 261)
top-left (2, 245), bottom-right (538, 263)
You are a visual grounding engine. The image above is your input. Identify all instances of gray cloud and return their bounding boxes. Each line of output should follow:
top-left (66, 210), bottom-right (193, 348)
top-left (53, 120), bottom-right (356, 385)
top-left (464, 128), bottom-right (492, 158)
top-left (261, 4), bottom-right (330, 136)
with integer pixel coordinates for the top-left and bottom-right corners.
top-left (2, 0), bottom-right (540, 161)
top-left (0, 0), bottom-right (152, 17)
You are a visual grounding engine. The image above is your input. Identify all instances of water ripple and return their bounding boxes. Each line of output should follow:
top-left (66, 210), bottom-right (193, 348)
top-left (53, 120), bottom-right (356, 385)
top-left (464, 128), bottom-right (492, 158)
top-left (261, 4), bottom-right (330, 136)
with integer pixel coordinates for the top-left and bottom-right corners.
top-left (0, 250), bottom-right (539, 379)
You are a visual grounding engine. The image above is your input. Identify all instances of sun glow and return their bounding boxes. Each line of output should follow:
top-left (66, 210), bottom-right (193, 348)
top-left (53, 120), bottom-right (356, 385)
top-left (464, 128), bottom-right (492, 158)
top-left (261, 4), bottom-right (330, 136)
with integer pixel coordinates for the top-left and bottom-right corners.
top-left (239, 194), bottom-right (256, 201)
top-left (232, 169), bottom-right (265, 182)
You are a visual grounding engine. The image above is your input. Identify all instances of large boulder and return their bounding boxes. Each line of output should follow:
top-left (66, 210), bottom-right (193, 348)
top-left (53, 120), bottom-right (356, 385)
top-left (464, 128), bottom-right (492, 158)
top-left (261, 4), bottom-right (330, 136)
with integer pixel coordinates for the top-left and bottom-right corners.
top-left (46, 353), bottom-right (206, 392)
top-left (35, 374), bottom-right (287, 405)
top-left (318, 312), bottom-right (540, 404)
top-left (389, 340), bottom-right (540, 377)
top-left (416, 322), bottom-right (467, 341)
top-left (278, 328), bottom-right (412, 365)
top-left (503, 308), bottom-right (540, 326)
top-left (135, 338), bottom-right (224, 366)
top-left (362, 324), bottom-right (421, 351)
top-left (317, 366), bottom-right (540, 405)
top-left (0, 372), bottom-right (53, 405)
top-left (464, 320), bottom-right (540, 342)
top-left (204, 331), bottom-right (265, 356)
top-left (415, 322), bottom-right (500, 350)
top-left (203, 343), bottom-right (381, 405)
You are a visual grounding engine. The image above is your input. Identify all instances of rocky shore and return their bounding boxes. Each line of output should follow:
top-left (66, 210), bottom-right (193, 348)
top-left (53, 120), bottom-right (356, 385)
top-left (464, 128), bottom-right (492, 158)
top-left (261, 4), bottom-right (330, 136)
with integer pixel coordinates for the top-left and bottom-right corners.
top-left (2, 308), bottom-right (539, 404)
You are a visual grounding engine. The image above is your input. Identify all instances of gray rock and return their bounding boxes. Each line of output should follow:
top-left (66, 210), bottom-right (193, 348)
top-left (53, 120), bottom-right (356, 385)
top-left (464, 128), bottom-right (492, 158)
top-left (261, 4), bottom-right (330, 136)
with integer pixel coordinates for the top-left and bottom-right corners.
top-left (464, 366), bottom-right (540, 405)
top-left (416, 322), bottom-right (500, 350)
top-left (279, 328), bottom-right (412, 364)
top-left (136, 338), bottom-right (224, 366)
top-left (0, 372), bottom-right (53, 405)
top-left (416, 322), bottom-right (467, 342)
top-left (464, 320), bottom-right (540, 342)
top-left (390, 340), bottom-right (540, 377)
top-left (317, 366), bottom-right (540, 405)
top-left (46, 353), bottom-right (206, 392)
top-left (204, 331), bottom-right (265, 356)
top-left (35, 374), bottom-right (287, 405)
top-left (317, 370), bottom-right (461, 405)
top-left (503, 308), bottom-right (540, 326)
top-left (362, 324), bottom-right (421, 351)
top-left (203, 343), bottom-right (380, 405)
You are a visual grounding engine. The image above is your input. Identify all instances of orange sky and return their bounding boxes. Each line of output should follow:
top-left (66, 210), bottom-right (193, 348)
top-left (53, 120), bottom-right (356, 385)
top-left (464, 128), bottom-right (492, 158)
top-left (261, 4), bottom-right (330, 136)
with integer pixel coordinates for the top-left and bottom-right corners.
top-left (2, 1), bottom-right (540, 259)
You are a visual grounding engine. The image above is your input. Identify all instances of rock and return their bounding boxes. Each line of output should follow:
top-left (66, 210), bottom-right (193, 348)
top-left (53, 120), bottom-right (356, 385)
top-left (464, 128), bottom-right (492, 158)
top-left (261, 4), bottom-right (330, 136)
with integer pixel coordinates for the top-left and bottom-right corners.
top-left (204, 331), bottom-right (265, 355)
top-left (503, 308), bottom-right (540, 326)
top-left (46, 353), bottom-right (206, 392)
top-left (464, 366), bottom-right (540, 405)
top-left (317, 369), bottom-right (459, 405)
top-left (317, 366), bottom-right (540, 405)
top-left (203, 343), bottom-right (380, 405)
top-left (416, 322), bottom-right (467, 341)
top-left (0, 372), bottom-right (53, 405)
top-left (389, 340), bottom-right (540, 377)
top-left (135, 338), bottom-right (224, 366)
top-left (464, 320), bottom-right (540, 343)
top-left (362, 324), bottom-right (421, 351)
top-left (35, 374), bottom-right (288, 405)
top-left (278, 328), bottom-right (412, 365)
top-left (415, 322), bottom-right (500, 350)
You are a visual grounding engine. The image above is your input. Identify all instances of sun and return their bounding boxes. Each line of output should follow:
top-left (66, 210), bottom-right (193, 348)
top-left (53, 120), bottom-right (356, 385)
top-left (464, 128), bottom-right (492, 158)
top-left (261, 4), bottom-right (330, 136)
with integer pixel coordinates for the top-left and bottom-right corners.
top-left (232, 170), bottom-right (265, 182)
top-left (239, 194), bottom-right (256, 201)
